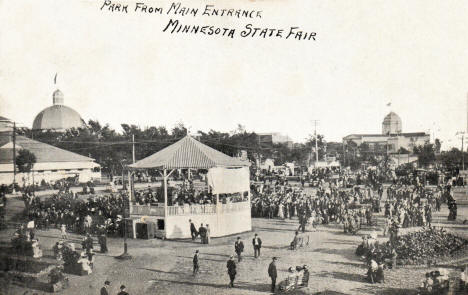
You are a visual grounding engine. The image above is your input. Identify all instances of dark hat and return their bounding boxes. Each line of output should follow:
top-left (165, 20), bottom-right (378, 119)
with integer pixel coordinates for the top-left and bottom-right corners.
top-left (272, 257), bottom-right (278, 260)
top-left (104, 280), bottom-right (110, 285)
top-left (120, 285), bottom-right (126, 290)
top-left (237, 237), bottom-right (241, 239)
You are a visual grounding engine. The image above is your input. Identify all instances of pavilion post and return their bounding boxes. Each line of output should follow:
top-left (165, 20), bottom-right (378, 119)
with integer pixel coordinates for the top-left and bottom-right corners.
top-left (216, 193), bottom-right (220, 236)
top-left (163, 169), bottom-right (168, 217)
top-left (127, 170), bottom-right (133, 203)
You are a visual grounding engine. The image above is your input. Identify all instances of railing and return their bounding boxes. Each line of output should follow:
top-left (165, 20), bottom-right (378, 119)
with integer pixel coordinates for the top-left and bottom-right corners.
top-left (167, 204), bottom-right (216, 216)
top-left (131, 204), bottom-right (165, 216)
top-left (131, 201), bottom-right (251, 217)
top-left (218, 201), bottom-right (250, 214)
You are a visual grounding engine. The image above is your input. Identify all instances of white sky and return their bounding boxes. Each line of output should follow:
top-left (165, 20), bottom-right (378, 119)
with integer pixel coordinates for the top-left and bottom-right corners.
top-left (1, 0), bottom-right (468, 150)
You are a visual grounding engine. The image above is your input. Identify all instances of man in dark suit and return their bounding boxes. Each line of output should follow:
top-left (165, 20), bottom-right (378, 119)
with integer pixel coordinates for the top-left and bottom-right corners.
top-left (100, 280), bottom-right (110, 295)
top-left (268, 257), bottom-right (278, 293)
top-left (226, 255), bottom-right (237, 288)
top-left (199, 224), bottom-right (207, 244)
top-left (189, 219), bottom-right (198, 240)
top-left (234, 237), bottom-right (244, 262)
top-left (193, 250), bottom-right (200, 276)
top-left (252, 233), bottom-right (262, 258)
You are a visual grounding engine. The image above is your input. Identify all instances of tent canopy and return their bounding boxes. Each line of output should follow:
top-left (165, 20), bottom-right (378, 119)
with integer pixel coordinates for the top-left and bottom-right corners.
top-left (129, 136), bottom-right (250, 170)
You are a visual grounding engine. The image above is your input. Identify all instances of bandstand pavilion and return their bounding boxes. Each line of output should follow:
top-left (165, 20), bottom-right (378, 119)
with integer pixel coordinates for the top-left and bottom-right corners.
top-left (127, 136), bottom-right (251, 239)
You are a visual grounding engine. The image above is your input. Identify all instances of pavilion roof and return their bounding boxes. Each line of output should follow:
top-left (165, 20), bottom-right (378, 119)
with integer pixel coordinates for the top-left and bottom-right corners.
top-left (129, 136), bottom-right (250, 170)
top-left (0, 135), bottom-right (94, 164)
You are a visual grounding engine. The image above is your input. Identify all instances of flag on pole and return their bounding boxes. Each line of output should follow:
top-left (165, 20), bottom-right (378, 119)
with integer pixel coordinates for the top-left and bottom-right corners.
top-left (54, 73), bottom-right (57, 85)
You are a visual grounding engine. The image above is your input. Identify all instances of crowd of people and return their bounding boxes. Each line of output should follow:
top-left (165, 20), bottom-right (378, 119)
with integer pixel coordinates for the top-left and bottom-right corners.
top-left (22, 191), bottom-right (128, 237)
top-left (2, 161), bottom-right (465, 294)
top-left (133, 180), bottom-right (248, 207)
top-left (250, 172), bottom-right (380, 236)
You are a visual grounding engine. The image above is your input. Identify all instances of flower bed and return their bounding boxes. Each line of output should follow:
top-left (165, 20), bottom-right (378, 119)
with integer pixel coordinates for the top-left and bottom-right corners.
top-left (0, 255), bottom-right (51, 274)
top-left (0, 262), bottom-right (68, 293)
top-left (379, 227), bottom-right (468, 265)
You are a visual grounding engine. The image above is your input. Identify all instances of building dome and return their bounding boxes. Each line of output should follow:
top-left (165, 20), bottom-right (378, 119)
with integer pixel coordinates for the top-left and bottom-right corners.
top-left (382, 111), bottom-right (402, 135)
top-left (32, 89), bottom-right (85, 131)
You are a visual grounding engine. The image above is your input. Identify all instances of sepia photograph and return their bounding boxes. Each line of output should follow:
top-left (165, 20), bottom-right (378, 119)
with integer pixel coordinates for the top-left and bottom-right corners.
top-left (0, 0), bottom-right (467, 294)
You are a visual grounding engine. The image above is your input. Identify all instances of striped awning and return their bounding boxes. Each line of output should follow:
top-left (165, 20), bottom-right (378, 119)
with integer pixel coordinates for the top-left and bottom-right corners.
top-left (129, 136), bottom-right (250, 170)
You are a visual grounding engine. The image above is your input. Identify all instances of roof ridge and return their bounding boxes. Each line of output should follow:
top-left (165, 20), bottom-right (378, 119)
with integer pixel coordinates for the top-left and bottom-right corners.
top-left (187, 136), bottom-right (217, 167)
top-left (130, 135), bottom-right (249, 169)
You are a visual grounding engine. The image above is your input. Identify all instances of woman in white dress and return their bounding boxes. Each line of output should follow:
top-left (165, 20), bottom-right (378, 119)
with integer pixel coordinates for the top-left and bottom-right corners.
top-left (206, 224), bottom-right (211, 244)
top-left (278, 202), bottom-right (284, 219)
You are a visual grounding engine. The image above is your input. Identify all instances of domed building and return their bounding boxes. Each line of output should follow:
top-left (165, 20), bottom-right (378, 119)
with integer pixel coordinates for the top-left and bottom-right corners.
top-left (382, 111), bottom-right (402, 135)
top-left (343, 111), bottom-right (430, 157)
top-left (32, 89), bottom-right (85, 131)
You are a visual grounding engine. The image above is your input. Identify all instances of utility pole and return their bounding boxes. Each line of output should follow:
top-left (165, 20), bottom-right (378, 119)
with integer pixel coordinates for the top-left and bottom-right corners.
top-left (456, 131), bottom-right (465, 171)
top-left (116, 159), bottom-right (131, 260)
top-left (315, 121), bottom-right (319, 163)
top-left (397, 148), bottom-right (400, 167)
top-left (132, 134), bottom-right (135, 164)
top-left (310, 120), bottom-right (319, 165)
top-left (13, 122), bottom-right (16, 187)
top-left (462, 134), bottom-right (465, 171)
top-left (343, 142), bottom-right (346, 167)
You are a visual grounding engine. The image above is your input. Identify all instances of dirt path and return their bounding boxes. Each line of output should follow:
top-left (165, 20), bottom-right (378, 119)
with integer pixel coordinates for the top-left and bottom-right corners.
top-left (1, 191), bottom-right (467, 294)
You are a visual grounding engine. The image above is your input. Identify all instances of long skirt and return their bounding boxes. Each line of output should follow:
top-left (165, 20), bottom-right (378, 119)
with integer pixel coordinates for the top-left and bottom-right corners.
top-left (278, 207), bottom-right (284, 219)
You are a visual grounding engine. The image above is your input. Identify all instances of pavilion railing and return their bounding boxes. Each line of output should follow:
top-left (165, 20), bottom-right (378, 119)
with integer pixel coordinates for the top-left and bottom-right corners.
top-left (167, 204), bottom-right (216, 216)
top-left (131, 201), bottom-right (250, 217)
top-left (218, 201), bottom-right (250, 214)
top-left (131, 204), bottom-right (165, 216)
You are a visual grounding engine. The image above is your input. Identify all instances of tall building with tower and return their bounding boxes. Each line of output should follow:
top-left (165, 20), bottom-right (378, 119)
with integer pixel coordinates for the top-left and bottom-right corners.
top-left (343, 111), bottom-right (430, 154)
top-left (382, 111), bottom-right (402, 135)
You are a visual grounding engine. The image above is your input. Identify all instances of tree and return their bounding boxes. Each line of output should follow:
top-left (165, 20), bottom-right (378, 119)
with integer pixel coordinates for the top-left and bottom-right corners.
top-left (437, 148), bottom-right (468, 173)
top-left (171, 122), bottom-right (188, 138)
top-left (16, 149), bottom-right (37, 173)
top-left (16, 149), bottom-right (37, 186)
top-left (413, 143), bottom-right (436, 167)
